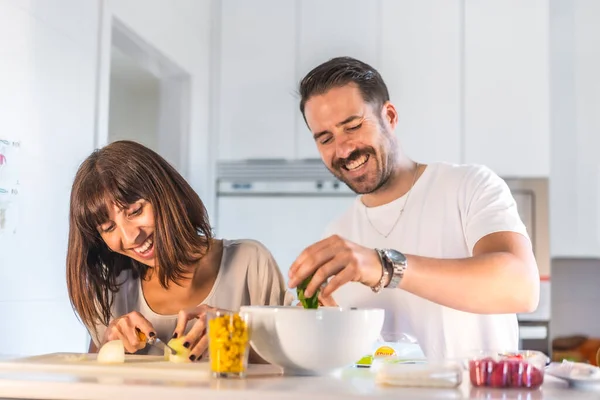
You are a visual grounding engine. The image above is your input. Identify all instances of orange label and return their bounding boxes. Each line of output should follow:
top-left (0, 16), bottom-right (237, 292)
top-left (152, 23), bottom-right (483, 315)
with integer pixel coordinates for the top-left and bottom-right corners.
top-left (374, 346), bottom-right (396, 357)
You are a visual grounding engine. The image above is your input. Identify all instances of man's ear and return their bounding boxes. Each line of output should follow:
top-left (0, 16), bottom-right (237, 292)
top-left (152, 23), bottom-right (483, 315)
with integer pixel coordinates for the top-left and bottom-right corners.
top-left (381, 101), bottom-right (398, 130)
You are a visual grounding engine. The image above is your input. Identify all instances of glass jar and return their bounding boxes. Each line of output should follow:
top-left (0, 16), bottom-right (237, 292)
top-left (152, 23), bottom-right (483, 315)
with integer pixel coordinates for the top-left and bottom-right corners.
top-left (207, 310), bottom-right (251, 378)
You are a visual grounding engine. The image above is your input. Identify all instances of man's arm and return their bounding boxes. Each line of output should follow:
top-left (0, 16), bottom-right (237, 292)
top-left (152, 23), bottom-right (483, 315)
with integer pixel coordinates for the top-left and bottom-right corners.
top-left (289, 231), bottom-right (539, 315)
top-left (289, 166), bottom-right (540, 315)
top-left (400, 231), bottom-right (540, 314)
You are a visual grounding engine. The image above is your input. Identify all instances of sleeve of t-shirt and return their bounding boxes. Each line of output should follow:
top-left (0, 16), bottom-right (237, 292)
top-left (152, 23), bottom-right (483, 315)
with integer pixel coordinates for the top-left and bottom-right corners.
top-left (247, 240), bottom-right (294, 306)
top-left (85, 270), bottom-right (131, 350)
top-left (89, 320), bottom-right (106, 350)
top-left (461, 165), bottom-right (531, 254)
top-left (83, 296), bottom-right (109, 350)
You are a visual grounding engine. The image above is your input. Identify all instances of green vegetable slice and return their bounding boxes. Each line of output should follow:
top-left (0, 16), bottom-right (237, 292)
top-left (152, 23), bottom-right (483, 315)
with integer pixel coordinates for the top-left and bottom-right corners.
top-left (297, 274), bottom-right (319, 309)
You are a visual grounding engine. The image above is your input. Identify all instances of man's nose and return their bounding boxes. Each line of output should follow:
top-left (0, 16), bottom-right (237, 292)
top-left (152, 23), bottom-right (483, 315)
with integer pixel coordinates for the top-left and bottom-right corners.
top-left (335, 136), bottom-right (356, 160)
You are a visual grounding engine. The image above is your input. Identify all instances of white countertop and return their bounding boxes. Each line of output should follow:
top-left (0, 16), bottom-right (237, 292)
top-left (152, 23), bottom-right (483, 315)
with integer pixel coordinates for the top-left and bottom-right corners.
top-left (0, 362), bottom-right (598, 400)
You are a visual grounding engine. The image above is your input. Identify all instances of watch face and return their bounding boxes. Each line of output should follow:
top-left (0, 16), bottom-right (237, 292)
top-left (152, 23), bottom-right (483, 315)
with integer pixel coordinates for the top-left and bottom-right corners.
top-left (385, 249), bottom-right (407, 265)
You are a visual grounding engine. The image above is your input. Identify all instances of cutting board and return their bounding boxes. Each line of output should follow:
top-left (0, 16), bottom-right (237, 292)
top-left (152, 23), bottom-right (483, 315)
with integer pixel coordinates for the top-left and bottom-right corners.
top-left (0, 353), bottom-right (282, 382)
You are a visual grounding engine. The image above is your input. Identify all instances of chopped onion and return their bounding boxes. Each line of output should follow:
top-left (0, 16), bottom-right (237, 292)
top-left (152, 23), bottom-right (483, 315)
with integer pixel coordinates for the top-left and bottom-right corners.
top-left (97, 339), bottom-right (125, 364)
top-left (165, 338), bottom-right (191, 363)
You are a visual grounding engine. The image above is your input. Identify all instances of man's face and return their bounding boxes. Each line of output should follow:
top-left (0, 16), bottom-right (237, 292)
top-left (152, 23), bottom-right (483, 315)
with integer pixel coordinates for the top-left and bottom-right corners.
top-left (303, 84), bottom-right (398, 194)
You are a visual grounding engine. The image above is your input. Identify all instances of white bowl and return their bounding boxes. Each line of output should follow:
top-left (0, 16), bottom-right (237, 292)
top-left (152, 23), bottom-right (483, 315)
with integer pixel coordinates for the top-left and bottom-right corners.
top-left (240, 306), bottom-right (385, 375)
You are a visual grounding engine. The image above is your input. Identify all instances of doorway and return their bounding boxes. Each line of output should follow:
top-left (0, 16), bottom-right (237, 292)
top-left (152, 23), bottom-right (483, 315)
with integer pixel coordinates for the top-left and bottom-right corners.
top-left (103, 18), bottom-right (191, 174)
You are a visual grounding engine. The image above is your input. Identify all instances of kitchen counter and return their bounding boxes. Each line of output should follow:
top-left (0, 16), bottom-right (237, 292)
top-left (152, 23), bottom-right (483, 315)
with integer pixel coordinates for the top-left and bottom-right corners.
top-left (0, 363), bottom-right (598, 400)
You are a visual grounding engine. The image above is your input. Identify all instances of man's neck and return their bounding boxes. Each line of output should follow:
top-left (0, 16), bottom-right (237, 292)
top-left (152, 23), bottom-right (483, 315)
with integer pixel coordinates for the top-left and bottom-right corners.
top-left (361, 159), bottom-right (422, 208)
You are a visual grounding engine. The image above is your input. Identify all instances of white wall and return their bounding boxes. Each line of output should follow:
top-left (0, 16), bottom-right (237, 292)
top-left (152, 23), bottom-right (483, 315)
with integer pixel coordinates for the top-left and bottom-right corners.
top-left (0, 0), bottom-right (100, 355)
top-left (103, 0), bottom-right (215, 217)
top-left (108, 49), bottom-right (160, 151)
top-left (0, 0), bottom-right (214, 356)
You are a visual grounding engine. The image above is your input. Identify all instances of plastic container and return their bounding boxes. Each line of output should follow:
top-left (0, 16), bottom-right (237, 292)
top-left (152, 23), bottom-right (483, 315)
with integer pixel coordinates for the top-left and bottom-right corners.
top-left (207, 310), bottom-right (251, 378)
top-left (376, 360), bottom-right (463, 388)
top-left (468, 350), bottom-right (547, 389)
top-left (370, 356), bottom-right (428, 373)
top-left (355, 332), bottom-right (426, 368)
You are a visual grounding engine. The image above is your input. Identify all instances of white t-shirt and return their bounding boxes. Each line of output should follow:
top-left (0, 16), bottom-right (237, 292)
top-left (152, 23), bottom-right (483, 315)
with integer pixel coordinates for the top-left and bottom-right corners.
top-left (324, 162), bottom-right (529, 360)
top-left (88, 239), bottom-right (294, 354)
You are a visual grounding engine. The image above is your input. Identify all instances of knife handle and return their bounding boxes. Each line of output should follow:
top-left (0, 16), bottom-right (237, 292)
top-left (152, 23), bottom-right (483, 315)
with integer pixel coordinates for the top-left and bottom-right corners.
top-left (135, 327), bottom-right (156, 345)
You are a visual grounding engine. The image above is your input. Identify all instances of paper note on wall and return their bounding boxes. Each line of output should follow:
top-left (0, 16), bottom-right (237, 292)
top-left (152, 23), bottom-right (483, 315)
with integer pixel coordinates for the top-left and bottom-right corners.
top-left (0, 138), bottom-right (20, 235)
top-left (0, 187), bottom-right (18, 235)
top-left (0, 139), bottom-right (20, 186)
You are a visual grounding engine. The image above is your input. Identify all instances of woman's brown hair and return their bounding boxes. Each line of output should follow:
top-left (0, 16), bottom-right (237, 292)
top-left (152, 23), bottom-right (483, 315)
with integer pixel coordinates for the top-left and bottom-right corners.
top-left (66, 140), bottom-right (213, 335)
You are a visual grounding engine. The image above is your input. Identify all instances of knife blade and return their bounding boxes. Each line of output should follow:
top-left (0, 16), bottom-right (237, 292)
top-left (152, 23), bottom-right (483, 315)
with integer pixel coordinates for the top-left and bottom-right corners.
top-left (147, 337), bottom-right (177, 355)
top-left (135, 328), bottom-right (177, 355)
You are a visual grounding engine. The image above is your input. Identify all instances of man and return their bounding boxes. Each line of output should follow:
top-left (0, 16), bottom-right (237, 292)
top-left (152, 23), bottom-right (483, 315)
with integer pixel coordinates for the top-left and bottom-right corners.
top-left (287, 57), bottom-right (540, 360)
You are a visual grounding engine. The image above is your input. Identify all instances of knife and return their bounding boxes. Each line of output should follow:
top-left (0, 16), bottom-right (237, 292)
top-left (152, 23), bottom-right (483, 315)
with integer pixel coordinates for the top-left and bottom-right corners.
top-left (135, 328), bottom-right (177, 355)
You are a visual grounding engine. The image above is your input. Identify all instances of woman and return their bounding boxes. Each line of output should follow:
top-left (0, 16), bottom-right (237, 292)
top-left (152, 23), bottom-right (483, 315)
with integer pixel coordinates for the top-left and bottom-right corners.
top-left (66, 140), bottom-right (292, 361)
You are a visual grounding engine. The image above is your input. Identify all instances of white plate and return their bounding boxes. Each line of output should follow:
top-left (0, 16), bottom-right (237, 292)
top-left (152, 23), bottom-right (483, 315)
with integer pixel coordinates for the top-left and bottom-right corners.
top-left (545, 361), bottom-right (600, 389)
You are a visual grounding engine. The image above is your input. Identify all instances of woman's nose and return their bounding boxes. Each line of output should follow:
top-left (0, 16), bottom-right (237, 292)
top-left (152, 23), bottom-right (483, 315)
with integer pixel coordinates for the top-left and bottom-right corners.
top-left (118, 223), bottom-right (141, 248)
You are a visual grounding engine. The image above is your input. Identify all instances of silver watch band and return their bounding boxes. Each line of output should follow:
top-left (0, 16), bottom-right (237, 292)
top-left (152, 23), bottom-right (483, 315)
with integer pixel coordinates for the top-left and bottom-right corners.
top-left (371, 249), bottom-right (390, 293)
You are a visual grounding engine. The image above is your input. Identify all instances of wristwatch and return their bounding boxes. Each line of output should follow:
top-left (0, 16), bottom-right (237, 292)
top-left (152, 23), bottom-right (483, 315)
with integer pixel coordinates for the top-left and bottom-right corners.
top-left (371, 250), bottom-right (390, 293)
top-left (376, 249), bottom-right (408, 289)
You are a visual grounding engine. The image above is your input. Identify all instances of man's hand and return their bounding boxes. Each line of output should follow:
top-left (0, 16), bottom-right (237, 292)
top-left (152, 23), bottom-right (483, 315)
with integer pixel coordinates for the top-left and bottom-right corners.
top-left (294, 292), bottom-right (339, 307)
top-left (288, 235), bottom-right (383, 298)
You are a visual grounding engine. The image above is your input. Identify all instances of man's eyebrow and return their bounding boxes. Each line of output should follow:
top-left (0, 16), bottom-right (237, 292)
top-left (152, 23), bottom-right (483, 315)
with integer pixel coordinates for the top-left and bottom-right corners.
top-left (313, 115), bottom-right (364, 140)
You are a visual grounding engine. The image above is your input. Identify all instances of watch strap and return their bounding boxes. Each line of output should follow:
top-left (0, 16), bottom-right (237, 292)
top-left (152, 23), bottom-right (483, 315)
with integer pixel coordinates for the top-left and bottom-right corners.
top-left (371, 249), bottom-right (390, 293)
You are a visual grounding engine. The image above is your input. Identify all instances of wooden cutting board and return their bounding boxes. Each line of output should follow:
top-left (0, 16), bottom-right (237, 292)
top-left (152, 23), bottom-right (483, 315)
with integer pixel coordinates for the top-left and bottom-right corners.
top-left (0, 353), bottom-right (282, 382)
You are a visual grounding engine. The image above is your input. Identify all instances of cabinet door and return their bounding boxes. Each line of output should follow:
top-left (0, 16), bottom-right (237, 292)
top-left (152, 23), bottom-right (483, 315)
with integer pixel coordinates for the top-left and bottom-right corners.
top-left (464, 0), bottom-right (550, 177)
top-left (216, 196), bottom-right (356, 284)
top-left (380, 0), bottom-right (462, 165)
top-left (549, 0), bottom-right (600, 257)
top-left (295, 0), bottom-right (381, 159)
top-left (218, 0), bottom-right (297, 160)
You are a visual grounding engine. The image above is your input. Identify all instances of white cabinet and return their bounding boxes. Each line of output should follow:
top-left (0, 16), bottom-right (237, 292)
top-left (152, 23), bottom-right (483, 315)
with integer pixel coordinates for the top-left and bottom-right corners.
top-left (295, 0), bottom-right (381, 159)
top-left (218, 0), bottom-right (297, 160)
top-left (216, 195), bottom-right (356, 283)
top-left (216, 0), bottom-right (552, 179)
top-left (549, 0), bottom-right (600, 258)
top-left (463, 0), bottom-right (550, 177)
top-left (380, 0), bottom-right (462, 165)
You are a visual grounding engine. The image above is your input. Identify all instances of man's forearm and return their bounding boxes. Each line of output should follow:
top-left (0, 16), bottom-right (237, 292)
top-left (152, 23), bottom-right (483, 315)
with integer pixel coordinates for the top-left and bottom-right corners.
top-left (400, 252), bottom-right (540, 314)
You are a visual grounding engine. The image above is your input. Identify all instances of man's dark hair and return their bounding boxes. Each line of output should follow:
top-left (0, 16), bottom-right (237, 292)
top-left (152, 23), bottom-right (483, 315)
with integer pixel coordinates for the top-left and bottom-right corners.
top-left (298, 56), bottom-right (390, 118)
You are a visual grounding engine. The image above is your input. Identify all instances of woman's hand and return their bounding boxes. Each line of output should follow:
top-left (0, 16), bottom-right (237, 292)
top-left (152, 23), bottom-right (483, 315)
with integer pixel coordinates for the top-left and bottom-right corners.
top-left (102, 311), bottom-right (156, 354)
top-left (172, 304), bottom-right (223, 362)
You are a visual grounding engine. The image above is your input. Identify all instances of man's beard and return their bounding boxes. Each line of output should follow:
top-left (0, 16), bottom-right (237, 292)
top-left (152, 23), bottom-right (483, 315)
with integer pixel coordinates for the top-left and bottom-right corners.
top-left (329, 145), bottom-right (393, 195)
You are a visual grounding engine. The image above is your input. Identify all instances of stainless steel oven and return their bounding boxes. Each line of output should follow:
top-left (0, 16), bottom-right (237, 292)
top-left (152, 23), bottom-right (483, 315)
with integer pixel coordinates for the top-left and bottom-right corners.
top-left (504, 177), bottom-right (550, 354)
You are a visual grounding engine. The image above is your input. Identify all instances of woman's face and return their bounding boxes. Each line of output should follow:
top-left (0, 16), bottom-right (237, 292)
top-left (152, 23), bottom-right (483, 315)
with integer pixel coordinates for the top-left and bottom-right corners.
top-left (98, 199), bottom-right (157, 267)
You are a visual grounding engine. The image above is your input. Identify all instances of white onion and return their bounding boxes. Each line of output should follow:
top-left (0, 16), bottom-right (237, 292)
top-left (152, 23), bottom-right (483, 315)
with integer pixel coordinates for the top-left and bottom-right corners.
top-left (97, 339), bottom-right (125, 364)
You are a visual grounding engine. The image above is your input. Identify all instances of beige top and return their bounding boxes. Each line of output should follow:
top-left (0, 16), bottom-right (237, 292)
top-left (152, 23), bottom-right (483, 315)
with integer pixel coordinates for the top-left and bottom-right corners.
top-left (89, 239), bottom-right (294, 354)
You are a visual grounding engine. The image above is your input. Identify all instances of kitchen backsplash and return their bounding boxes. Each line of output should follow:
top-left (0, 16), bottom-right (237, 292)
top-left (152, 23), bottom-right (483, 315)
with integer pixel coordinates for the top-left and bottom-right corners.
top-left (551, 258), bottom-right (600, 339)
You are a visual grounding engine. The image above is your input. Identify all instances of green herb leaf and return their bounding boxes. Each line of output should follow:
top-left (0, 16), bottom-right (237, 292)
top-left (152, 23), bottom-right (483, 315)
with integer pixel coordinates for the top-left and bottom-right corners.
top-left (297, 274), bottom-right (319, 309)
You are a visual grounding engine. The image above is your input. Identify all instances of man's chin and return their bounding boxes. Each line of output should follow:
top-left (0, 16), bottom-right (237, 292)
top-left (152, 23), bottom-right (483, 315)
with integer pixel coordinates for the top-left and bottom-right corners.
top-left (350, 184), bottom-right (379, 195)
top-left (328, 166), bottom-right (380, 194)
top-left (340, 177), bottom-right (381, 195)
